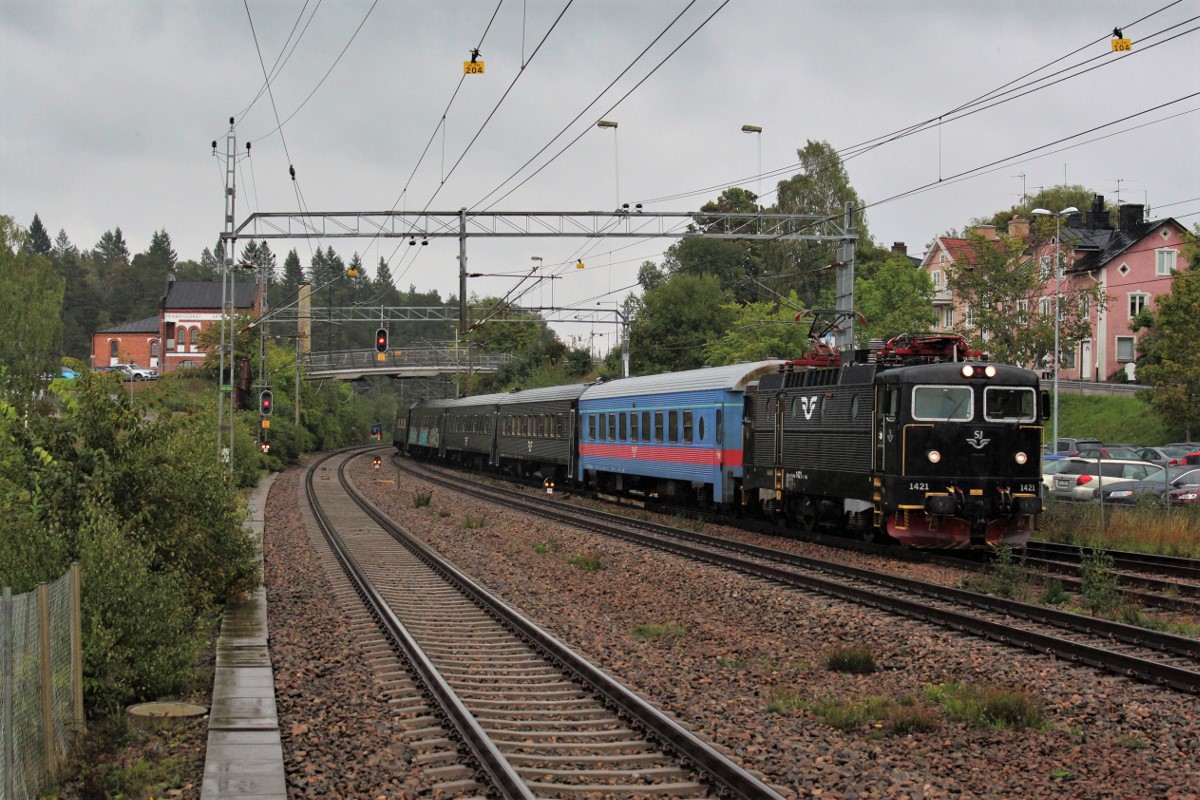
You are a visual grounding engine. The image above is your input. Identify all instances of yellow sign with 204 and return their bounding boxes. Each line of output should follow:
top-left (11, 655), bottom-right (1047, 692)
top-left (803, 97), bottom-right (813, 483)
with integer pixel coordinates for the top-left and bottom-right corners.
top-left (1111, 38), bottom-right (1132, 52)
top-left (464, 60), bottom-right (485, 74)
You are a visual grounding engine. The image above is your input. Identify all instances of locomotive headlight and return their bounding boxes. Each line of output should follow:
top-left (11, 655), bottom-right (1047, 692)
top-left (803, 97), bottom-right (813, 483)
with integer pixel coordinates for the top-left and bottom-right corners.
top-left (927, 450), bottom-right (942, 463)
top-left (984, 365), bottom-right (997, 378)
top-left (961, 365), bottom-right (975, 378)
top-left (1015, 451), bottom-right (1028, 465)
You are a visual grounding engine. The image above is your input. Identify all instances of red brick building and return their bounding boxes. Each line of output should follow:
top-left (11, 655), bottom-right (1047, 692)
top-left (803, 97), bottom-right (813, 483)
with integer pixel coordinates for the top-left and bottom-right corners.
top-left (91, 279), bottom-right (262, 373)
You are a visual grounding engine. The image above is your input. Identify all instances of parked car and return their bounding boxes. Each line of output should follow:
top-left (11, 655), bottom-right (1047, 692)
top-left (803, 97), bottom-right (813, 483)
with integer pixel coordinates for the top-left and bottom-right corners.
top-left (1136, 445), bottom-right (1196, 467)
top-left (1075, 444), bottom-right (1145, 460)
top-left (1048, 437), bottom-right (1102, 456)
top-left (99, 363), bottom-right (158, 381)
top-left (1093, 466), bottom-right (1200, 505)
top-left (1167, 484), bottom-right (1200, 507)
top-left (1049, 458), bottom-right (1166, 502)
top-left (1042, 456), bottom-right (1083, 493)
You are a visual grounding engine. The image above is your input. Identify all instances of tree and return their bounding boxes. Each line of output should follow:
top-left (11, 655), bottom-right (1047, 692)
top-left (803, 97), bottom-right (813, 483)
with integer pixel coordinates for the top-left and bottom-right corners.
top-left (702, 292), bottom-right (812, 365)
top-left (1132, 225), bottom-right (1200, 439)
top-left (24, 214), bottom-right (51, 256)
top-left (0, 216), bottom-right (65, 408)
top-left (768, 140), bottom-right (871, 307)
top-left (981, 184), bottom-right (1098, 231)
top-left (946, 230), bottom-right (1101, 368)
top-left (854, 253), bottom-right (937, 346)
top-left (628, 272), bottom-right (735, 374)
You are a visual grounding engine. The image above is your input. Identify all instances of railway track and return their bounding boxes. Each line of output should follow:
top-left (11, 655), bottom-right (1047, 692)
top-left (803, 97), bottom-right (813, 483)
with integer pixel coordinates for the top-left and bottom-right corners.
top-left (398, 455), bottom-right (1200, 694)
top-left (304, 448), bottom-right (785, 799)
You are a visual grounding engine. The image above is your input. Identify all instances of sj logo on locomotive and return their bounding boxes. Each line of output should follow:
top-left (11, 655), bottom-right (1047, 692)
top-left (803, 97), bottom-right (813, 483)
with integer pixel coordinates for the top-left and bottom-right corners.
top-left (966, 430), bottom-right (991, 449)
top-left (800, 396), bottom-right (818, 420)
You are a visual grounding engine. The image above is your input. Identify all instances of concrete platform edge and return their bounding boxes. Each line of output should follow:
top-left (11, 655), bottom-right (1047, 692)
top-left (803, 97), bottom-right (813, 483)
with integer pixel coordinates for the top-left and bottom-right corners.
top-left (200, 473), bottom-right (286, 800)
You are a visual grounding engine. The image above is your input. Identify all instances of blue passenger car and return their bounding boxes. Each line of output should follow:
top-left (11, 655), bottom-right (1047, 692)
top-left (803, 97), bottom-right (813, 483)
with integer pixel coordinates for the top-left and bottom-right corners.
top-left (576, 362), bottom-right (783, 506)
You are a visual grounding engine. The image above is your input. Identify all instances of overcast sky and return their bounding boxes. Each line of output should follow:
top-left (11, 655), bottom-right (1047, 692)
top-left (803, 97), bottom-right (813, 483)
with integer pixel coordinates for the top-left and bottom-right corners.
top-left (3, 1), bottom-right (1198, 347)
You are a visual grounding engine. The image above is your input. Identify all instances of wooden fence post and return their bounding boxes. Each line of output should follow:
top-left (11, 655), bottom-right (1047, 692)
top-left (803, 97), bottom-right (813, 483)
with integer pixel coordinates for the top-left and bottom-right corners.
top-left (3, 586), bottom-right (14, 800)
top-left (70, 563), bottom-right (85, 736)
top-left (37, 582), bottom-right (57, 778)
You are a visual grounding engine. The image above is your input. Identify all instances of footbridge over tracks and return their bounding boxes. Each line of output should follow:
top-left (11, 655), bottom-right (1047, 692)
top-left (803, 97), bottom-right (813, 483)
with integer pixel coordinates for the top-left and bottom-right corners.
top-left (303, 346), bottom-right (512, 381)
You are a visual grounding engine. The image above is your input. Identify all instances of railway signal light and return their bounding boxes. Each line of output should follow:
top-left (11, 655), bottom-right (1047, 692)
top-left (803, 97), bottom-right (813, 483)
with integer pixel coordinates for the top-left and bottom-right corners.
top-left (375, 328), bottom-right (388, 353)
top-left (259, 389), bottom-right (273, 416)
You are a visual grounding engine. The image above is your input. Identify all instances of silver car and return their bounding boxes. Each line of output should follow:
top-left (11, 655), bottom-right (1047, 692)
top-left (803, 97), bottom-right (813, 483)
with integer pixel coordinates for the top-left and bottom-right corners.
top-left (1050, 458), bottom-right (1165, 502)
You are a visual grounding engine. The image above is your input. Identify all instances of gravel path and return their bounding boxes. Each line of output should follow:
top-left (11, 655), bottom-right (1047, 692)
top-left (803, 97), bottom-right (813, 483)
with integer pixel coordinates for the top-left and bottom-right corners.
top-left (263, 455), bottom-right (1199, 799)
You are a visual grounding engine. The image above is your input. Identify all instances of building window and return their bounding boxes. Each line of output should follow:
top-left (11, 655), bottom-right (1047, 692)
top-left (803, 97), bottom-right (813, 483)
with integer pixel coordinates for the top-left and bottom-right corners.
top-left (109, 340), bottom-right (118, 360)
top-left (150, 340), bottom-right (159, 358)
top-left (932, 270), bottom-right (942, 288)
top-left (1062, 343), bottom-right (1077, 369)
top-left (1016, 298), bottom-right (1029, 325)
top-left (1039, 255), bottom-right (1051, 281)
top-left (1080, 293), bottom-right (1090, 317)
top-left (1115, 336), bottom-right (1136, 363)
top-left (942, 307), bottom-right (954, 328)
top-left (1156, 249), bottom-right (1177, 276)
top-left (177, 329), bottom-right (187, 352)
top-left (1039, 297), bottom-right (1051, 317)
top-left (965, 305), bottom-right (975, 327)
top-left (1128, 293), bottom-right (1149, 318)
top-left (189, 327), bottom-right (199, 351)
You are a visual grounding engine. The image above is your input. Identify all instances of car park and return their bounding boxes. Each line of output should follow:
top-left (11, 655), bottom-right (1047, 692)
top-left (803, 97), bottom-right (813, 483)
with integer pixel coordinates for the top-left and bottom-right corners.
top-left (1049, 458), bottom-right (1166, 502)
top-left (1136, 445), bottom-right (1195, 466)
top-left (1093, 466), bottom-right (1200, 505)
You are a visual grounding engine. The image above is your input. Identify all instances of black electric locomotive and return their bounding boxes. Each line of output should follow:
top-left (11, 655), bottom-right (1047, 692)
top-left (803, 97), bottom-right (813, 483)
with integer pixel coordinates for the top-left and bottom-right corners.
top-left (742, 334), bottom-right (1045, 548)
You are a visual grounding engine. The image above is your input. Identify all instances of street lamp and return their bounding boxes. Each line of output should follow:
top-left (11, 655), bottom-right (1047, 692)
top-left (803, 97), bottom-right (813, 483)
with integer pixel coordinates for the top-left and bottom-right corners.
top-left (1031, 206), bottom-right (1078, 452)
top-left (597, 120), bottom-right (619, 207)
top-left (741, 124), bottom-right (762, 201)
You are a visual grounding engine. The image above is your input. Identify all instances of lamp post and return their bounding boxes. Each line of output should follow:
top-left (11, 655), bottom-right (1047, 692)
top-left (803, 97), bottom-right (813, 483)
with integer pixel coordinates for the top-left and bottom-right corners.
top-left (741, 124), bottom-right (762, 202)
top-left (1031, 206), bottom-right (1078, 451)
top-left (596, 120), bottom-right (619, 207)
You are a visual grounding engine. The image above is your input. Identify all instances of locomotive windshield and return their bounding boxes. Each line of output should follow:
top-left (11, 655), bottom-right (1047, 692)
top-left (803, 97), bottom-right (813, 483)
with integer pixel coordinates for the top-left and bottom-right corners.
top-left (912, 385), bottom-right (973, 421)
top-left (982, 386), bottom-right (1037, 423)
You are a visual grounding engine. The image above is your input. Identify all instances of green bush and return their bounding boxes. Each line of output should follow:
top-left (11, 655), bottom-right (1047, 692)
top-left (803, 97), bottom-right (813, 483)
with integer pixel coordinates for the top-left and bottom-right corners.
top-left (78, 499), bottom-right (208, 715)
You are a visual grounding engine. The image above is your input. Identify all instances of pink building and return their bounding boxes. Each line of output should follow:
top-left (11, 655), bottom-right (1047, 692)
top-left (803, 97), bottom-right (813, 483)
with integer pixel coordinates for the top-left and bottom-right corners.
top-left (1036, 195), bottom-right (1188, 382)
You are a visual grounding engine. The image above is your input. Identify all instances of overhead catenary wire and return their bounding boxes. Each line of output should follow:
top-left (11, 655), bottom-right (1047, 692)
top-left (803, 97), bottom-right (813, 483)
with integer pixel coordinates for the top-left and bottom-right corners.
top-left (639, 9), bottom-right (1199, 208)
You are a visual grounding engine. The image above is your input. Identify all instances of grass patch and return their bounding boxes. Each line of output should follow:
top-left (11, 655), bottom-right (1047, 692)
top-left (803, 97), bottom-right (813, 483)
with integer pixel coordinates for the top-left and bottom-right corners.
top-left (532, 538), bottom-right (561, 554)
top-left (411, 490), bottom-right (432, 508)
top-left (632, 623), bottom-right (685, 639)
top-left (810, 695), bottom-right (938, 735)
top-left (924, 682), bottom-right (1044, 730)
top-left (566, 552), bottom-right (603, 571)
top-left (823, 645), bottom-right (877, 674)
top-left (61, 714), bottom-right (200, 799)
top-left (1079, 549), bottom-right (1121, 616)
top-left (463, 514), bottom-right (488, 529)
top-left (960, 546), bottom-right (1035, 601)
top-left (1038, 578), bottom-right (1069, 606)
top-left (1038, 501), bottom-right (1200, 557)
top-left (764, 686), bottom-right (806, 714)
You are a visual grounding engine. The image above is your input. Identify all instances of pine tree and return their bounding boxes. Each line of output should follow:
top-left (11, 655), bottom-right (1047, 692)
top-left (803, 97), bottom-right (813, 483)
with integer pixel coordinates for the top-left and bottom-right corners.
top-left (24, 214), bottom-right (52, 256)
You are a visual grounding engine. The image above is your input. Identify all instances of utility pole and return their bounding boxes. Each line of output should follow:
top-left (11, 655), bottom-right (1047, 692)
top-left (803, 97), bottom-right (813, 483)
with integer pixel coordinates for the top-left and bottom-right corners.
top-left (216, 118), bottom-right (238, 473)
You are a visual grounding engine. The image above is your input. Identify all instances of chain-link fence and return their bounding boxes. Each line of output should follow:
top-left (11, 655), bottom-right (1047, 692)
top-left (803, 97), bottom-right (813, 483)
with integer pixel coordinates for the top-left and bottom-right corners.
top-left (1, 565), bottom-right (83, 800)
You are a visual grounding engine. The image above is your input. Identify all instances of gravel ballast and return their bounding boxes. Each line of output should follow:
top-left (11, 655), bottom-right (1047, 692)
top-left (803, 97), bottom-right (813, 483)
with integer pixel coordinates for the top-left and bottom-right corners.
top-left (262, 456), bottom-right (1199, 799)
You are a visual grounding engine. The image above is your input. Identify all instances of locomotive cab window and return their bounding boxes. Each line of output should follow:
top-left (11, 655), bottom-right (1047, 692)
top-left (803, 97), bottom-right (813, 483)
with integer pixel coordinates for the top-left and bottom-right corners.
top-left (912, 385), bottom-right (973, 422)
top-left (983, 387), bottom-right (1037, 423)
